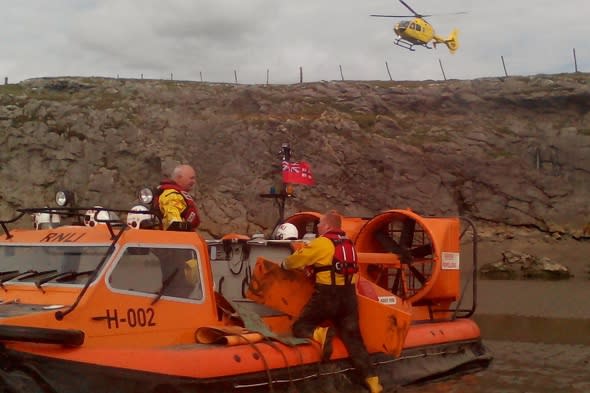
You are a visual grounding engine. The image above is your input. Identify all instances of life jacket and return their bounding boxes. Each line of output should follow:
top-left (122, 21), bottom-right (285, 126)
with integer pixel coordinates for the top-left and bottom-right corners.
top-left (314, 230), bottom-right (359, 285)
top-left (154, 180), bottom-right (201, 230)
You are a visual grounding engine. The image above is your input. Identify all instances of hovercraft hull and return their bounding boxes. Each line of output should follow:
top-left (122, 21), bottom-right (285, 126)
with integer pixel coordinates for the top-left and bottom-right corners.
top-left (0, 328), bottom-right (490, 393)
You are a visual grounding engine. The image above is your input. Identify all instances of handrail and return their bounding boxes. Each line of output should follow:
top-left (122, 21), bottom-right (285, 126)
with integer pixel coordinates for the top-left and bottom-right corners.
top-left (54, 225), bottom-right (128, 321)
top-left (0, 212), bottom-right (26, 239)
top-left (424, 215), bottom-right (478, 320)
top-left (453, 216), bottom-right (478, 319)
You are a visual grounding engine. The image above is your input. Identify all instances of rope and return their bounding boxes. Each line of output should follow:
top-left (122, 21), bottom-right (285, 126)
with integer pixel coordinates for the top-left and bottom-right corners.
top-left (234, 334), bottom-right (274, 393)
top-left (261, 340), bottom-right (293, 388)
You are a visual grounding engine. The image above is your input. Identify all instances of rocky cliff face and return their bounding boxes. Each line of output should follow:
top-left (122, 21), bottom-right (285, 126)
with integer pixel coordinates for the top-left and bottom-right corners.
top-left (1, 74), bottom-right (589, 238)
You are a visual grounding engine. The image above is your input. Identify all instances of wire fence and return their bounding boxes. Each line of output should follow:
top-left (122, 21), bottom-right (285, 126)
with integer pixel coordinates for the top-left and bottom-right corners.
top-left (2, 48), bottom-right (585, 86)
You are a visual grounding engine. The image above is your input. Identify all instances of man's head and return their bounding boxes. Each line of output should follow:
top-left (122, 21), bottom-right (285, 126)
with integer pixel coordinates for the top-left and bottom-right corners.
top-left (318, 210), bottom-right (342, 235)
top-left (172, 164), bottom-right (196, 192)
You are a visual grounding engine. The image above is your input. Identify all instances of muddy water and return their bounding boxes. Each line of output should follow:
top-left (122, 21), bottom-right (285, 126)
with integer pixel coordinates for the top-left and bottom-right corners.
top-left (396, 340), bottom-right (590, 393)
top-left (465, 279), bottom-right (590, 320)
top-left (394, 276), bottom-right (590, 393)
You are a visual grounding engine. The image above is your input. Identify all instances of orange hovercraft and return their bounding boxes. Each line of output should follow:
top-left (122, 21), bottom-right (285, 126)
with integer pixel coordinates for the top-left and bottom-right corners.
top-left (0, 166), bottom-right (490, 393)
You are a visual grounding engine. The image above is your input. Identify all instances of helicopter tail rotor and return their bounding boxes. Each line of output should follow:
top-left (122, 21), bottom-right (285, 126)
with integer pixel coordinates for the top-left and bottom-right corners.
top-left (434, 28), bottom-right (460, 54)
top-left (445, 28), bottom-right (460, 54)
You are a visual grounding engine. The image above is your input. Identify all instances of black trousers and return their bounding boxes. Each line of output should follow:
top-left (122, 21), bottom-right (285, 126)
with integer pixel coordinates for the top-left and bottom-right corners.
top-left (292, 283), bottom-right (375, 379)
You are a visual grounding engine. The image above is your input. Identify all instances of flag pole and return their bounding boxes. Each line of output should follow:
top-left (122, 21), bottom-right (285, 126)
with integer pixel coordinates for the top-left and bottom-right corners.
top-left (259, 142), bottom-right (292, 229)
top-left (277, 142), bottom-right (291, 222)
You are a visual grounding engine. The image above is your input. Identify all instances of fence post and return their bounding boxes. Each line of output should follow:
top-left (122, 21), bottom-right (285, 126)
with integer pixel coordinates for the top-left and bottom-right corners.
top-left (573, 48), bottom-right (579, 73)
top-left (438, 59), bottom-right (447, 81)
top-left (170, 73), bottom-right (173, 81)
top-left (234, 70), bottom-right (238, 84)
top-left (339, 65), bottom-right (344, 81)
top-left (200, 72), bottom-right (203, 82)
top-left (4, 77), bottom-right (7, 85)
top-left (501, 56), bottom-right (508, 77)
top-left (266, 69), bottom-right (269, 85)
top-left (385, 62), bottom-right (392, 81)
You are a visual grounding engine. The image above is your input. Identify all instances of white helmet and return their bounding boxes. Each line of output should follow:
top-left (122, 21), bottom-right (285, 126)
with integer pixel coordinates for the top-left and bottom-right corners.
top-left (32, 210), bottom-right (61, 230)
top-left (126, 205), bottom-right (154, 229)
top-left (84, 206), bottom-right (117, 227)
top-left (275, 223), bottom-right (299, 240)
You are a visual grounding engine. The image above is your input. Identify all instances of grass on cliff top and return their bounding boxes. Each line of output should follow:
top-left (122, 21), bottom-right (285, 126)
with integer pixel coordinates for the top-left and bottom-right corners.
top-left (0, 81), bottom-right (126, 110)
top-left (0, 84), bottom-right (25, 95)
top-left (0, 83), bottom-right (76, 102)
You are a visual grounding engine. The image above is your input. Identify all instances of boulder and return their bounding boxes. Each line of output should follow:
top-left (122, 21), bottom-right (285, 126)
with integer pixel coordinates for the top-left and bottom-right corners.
top-left (479, 250), bottom-right (572, 280)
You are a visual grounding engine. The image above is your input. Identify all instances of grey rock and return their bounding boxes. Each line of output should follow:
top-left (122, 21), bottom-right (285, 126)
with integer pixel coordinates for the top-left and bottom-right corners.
top-left (480, 250), bottom-right (572, 280)
top-left (0, 74), bottom-right (589, 241)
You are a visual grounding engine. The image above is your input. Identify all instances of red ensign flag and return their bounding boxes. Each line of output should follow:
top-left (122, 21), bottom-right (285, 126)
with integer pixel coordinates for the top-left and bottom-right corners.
top-left (282, 161), bottom-right (315, 185)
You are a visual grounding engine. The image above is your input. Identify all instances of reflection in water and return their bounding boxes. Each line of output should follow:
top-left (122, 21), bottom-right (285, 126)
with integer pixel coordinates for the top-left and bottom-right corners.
top-left (459, 276), bottom-right (590, 320)
top-left (397, 340), bottom-right (590, 393)
top-left (474, 314), bottom-right (590, 345)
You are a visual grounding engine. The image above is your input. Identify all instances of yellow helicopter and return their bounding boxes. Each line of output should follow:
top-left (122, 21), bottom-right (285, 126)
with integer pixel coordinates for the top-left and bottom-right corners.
top-left (371, 0), bottom-right (464, 53)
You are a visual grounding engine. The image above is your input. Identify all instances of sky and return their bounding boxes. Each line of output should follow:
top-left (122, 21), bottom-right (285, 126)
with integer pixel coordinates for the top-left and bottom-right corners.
top-left (1, 1), bottom-right (588, 85)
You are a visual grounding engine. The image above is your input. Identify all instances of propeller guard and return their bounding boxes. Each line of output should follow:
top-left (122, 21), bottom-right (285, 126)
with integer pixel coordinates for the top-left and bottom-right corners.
top-left (283, 209), bottom-right (462, 305)
top-left (354, 209), bottom-right (461, 305)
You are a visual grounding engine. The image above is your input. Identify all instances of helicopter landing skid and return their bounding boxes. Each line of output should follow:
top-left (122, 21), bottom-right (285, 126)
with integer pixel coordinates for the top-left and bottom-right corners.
top-left (394, 38), bottom-right (415, 51)
top-left (394, 38), bottom-right (433, 51)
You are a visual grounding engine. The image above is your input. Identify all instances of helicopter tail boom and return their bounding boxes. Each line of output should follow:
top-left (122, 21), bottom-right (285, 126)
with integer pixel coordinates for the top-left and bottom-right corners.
top-left (434, 28), bottom-right (459, 54)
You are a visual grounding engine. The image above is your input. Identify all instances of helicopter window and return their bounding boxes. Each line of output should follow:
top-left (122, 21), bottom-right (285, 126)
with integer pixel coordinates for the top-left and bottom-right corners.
top-left (415, 24), bottom-right (421, 32)
top-left (409, 22), bottom-right (415, 29)
top-left (110, 246), bottom-right (203, 301)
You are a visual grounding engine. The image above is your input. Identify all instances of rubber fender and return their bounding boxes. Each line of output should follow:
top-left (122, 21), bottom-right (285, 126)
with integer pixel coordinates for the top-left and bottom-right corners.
top-left (0, 325), bottom-right (84, 346)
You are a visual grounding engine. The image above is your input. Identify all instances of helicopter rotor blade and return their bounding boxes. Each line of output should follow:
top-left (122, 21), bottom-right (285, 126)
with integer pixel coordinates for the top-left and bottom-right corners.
top-left (370, 14), bottom-right (416, 18)
top-left (371, 11), bottom-right (466, 18)
top-left (428, 11), bottom-right (468, 17)
top-left (399, 0), bottom-right (422, 18)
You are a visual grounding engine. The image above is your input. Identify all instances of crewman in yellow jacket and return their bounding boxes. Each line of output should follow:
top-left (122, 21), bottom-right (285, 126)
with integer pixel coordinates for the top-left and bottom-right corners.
top-left (282, 210), bottom-right (383, 393)
top-left (157, 164), bottom-right (200, 231)
top-left (154, 164), bottom-right (201, 298)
